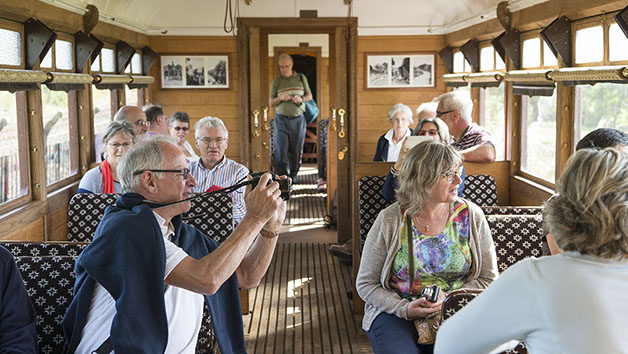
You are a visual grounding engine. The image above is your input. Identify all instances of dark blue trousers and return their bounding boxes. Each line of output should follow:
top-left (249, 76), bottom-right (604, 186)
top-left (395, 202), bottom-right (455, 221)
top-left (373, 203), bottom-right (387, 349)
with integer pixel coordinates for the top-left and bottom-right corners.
top-left (366, 312), bottom-right (434, 354)
top-left (273, 113), bottom-right (306, 179)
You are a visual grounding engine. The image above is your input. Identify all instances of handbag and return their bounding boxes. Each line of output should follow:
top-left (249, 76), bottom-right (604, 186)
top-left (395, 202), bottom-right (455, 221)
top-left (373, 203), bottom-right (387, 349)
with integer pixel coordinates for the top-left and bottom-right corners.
top-left (405, 215), bottom-right (441, 345)
top-left (299, 73), bottom-right (319, 124)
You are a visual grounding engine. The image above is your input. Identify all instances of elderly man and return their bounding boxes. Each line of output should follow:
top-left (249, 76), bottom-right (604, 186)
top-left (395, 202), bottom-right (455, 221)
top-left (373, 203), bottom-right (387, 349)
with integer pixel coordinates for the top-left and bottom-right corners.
top-left (144, 103), bottom-right (169, 135)
top-left (189, 116), bottom-right (248, 225)
top-left (114, 105), bottom-right (148, 135)
top-left (63, 135), bottom-right (285, 354)
top-left (269, 53), bottom-right (313, 182)
top-left (415, 101), bottom-right (437, 122)
top-left (435, 91), bottom-right (496, 162)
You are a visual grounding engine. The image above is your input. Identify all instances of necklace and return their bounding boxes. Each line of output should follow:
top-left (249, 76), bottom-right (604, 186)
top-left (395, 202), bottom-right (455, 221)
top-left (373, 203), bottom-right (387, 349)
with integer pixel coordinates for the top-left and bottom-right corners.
top-left (412, 204), bottom-right (449, 233)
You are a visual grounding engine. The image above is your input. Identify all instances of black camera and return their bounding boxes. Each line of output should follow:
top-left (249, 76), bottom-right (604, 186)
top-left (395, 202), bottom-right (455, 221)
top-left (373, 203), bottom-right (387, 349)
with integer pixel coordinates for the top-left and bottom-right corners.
top-left (419, 285), bottom-right (440, 302)
top-left (250, 171), bottom-right (292, 201)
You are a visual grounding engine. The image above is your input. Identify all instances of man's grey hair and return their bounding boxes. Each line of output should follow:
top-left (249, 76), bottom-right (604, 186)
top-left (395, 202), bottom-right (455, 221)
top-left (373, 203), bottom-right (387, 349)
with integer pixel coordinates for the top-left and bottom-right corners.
top-left (396, 141), bottom-right (462, 216)
top-left (387, 103), bottom-right (414, 126)
top-left (118, 135), bottom-right (177, 193)
top-left (278, 53), bottom-right (293, 64)
top-left (195, 116), bottom-right (229, 139)
top-left (437, 91), bottom-right (473, 122)
top-left (416, 101), bottom-right (438, 118)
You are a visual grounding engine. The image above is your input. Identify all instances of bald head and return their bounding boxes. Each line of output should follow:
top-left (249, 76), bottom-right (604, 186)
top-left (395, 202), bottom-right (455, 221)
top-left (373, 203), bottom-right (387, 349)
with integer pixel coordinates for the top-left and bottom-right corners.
top-left (114, 106), bottom-right (148, 135)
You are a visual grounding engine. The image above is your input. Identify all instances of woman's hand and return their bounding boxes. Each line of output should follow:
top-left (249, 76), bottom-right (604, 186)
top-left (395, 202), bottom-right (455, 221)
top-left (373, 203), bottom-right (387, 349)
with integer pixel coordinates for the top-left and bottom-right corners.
top-left (406, 287), bottom-right (448, 319)
top-left (394, 137), bottom-right (409, 171)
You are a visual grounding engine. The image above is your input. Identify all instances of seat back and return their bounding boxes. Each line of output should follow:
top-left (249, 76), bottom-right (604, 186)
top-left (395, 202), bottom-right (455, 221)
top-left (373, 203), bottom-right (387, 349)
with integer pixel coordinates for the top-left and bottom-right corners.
top-left (1, 241), bottom-right (88, 257)
top-left (67, 193), bottom-right (120, 242)
top-left (481, 206), bottom-right (543, 216)
top-left (357, 176), bottom-right (393, 252)
top-left (487, 214), bottom-right (545, 273)
top-left (463, 175), bottom-right (498, 206)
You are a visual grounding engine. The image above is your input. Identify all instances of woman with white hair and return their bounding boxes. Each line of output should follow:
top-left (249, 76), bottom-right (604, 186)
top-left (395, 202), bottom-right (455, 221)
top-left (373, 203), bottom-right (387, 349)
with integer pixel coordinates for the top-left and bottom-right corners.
top-left (373, 103), bottom-right (414, 162)
top-left (357, 141), bottom-right (497, 354)
top-left (436, 147), bottom-right (628, 354)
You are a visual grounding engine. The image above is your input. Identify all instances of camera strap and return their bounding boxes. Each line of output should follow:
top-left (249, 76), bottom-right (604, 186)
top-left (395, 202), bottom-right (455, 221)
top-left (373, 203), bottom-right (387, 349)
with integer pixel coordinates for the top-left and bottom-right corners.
top-left (406, 214), bottom-right (415, 296)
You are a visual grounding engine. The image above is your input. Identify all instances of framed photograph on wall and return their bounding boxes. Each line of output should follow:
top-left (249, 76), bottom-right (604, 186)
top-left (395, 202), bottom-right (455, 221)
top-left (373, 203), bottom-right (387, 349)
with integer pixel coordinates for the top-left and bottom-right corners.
top-left (366, 53), bottom-right (435, 88)
top-left (161, 55), bottom-right (229, 88)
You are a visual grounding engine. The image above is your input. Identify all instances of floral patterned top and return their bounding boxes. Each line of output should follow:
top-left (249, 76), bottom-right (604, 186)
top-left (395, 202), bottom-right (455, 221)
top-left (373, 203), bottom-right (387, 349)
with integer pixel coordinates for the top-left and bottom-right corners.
top-left (389, 200), bottom-right (472, 298)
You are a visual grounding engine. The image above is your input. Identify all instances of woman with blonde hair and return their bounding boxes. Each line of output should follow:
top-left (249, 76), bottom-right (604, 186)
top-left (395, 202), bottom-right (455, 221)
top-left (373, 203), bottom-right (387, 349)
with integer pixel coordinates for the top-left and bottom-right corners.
top-left (436, 147), bottom-right (628, 354)
top-left (357, 141), bottom-right (497, 354)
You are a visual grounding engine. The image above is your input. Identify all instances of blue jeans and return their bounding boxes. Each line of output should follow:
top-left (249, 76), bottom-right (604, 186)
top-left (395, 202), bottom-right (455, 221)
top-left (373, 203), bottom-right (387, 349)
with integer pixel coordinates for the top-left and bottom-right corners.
top-left (366, 312), bottom-right (434, 354)
top-left (273, 113), bottom-right (306, 178)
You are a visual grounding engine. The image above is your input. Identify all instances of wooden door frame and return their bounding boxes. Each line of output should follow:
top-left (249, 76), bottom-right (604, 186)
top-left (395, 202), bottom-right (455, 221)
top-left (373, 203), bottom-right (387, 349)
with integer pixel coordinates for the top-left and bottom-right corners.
top-left (237, 17), bottom-right (357, 243)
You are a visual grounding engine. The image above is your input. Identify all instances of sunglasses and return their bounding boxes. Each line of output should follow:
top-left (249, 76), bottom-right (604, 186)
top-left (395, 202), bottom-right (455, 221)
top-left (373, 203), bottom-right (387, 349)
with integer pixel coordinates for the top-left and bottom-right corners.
top-left (172, 126), bottom-right (189, 132)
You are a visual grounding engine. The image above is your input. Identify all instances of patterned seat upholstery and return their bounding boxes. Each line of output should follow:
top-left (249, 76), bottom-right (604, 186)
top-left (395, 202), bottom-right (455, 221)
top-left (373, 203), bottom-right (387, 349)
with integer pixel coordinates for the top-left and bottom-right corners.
top-left (67, 193), bottom-right (120, 242)
top-left (441, 289), bottom-right (527, 354)
top-left (357, 176), bottom-right (393, 253)
top-left (16, 255), bottom-right (77, 354)
top-left (487, 214), bottom-right (545, 273)
top-left (1, 242), bottom-right (88, 257)
top-left (481, 206), bottom-right (543, 216)
top-left (463, 175), bottom-right (499, 206)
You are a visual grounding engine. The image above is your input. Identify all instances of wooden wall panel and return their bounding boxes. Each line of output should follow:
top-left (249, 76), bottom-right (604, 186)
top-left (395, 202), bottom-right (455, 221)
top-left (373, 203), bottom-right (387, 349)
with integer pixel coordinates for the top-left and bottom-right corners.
top-left (2, 218), bottom-right (44, 242)
top-left (149, 36), bottom-right (243, 163)
top-left (357, 35), bottom-right (448, 162)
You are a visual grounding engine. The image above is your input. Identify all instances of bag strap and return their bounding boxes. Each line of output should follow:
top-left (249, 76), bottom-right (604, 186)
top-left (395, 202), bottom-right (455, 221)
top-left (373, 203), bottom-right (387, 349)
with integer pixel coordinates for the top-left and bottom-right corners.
top-left (406, 214), bottom-right (415, 296)
top-left (92, 338), bottom-right (112, 354)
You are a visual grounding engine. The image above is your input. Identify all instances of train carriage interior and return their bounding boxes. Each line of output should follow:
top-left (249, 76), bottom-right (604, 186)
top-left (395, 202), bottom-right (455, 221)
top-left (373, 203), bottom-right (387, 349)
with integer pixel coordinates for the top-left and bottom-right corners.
top-left (1, 0), bottom-right (628, 353)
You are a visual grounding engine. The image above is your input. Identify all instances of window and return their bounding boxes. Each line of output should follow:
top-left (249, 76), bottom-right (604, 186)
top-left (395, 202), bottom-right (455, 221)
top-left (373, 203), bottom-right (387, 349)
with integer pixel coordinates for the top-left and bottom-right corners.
top-left (0, 28), bottom-right (22, 67)
top-left (521, 94), bottom-right (557, 183)
top-left (93, 88), bottom-right (112, 162)
top-left (131, 53), bottom-right (142, 74)
top-left (575, 83), bottom-right (628, 143)
top-left (575, 26), bottom-right (604, 64)
top-left (55, 39), bottom-right (73, 71)
top-left (101, 48), bottom-right (115, 73)
top-left (609, 23), bottom-right (628, 62)
top-left (41, 85), bottom-right (75, 185)
top-left (482, 85), bottom-right (505, 161)
top-left (125, 85), bottom-right (139, 107)
top-left (0, 91), bottom-right (28, 205)
top-left (453, 51), bottom-right (465, 73)
top-left (480, 46), bottom-right (494, 72)
top-left (522, 38), bottom-right (541, 68)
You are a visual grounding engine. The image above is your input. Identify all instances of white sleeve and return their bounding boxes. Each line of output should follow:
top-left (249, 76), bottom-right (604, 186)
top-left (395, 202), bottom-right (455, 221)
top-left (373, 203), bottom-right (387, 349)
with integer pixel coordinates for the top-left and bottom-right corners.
top-left (163, 237), bottom-right (189, 279)
top-left (434, 260), bottom-right (534, 354)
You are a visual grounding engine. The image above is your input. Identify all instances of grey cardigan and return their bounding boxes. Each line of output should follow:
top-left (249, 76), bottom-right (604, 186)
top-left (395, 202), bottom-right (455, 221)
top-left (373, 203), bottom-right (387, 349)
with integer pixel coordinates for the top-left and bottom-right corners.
top-left (356, 199), bottom-right (498, 331)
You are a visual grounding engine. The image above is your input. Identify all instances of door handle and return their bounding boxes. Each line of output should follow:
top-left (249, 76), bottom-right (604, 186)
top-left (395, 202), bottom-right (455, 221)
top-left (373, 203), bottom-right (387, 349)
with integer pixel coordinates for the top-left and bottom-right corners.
top-left (252, 109), bottom-right (260, 138)
top-left (338, 108), bottom-right (345, 138)
top-left (262, 106), bottom-right (269, 131)
top-left (338, 146), bottom-right (348, 160)
top-left (331, 107), bottom-right (337, 131)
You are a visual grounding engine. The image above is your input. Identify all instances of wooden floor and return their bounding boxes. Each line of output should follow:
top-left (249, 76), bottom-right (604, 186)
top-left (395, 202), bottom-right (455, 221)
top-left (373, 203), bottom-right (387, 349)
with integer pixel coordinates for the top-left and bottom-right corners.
top-left (243, 243), bottom-right (372, 354)
top-left (243, 164), bottom-right (372, 353)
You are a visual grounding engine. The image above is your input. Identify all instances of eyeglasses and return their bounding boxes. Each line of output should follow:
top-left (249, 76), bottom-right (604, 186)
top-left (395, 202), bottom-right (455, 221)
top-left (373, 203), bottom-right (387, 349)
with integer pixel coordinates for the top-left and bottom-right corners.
top-left (133, 168), bottom-right (191, 179)
top-left (197, 137), bottom-right (226, 145)
top-left (135, 120), bottom-right (150, 127)
top-left (173, 126), bottom-right (189, 132)
top-left (418, 129), bottom-right (439, 136)
top-left (391, 117), bottom-right (409, 123)
top-left (440, 166), bottom-right (463, 182)
top-left (107, 142), bottom-right (132, 150)
top-left (436, 110), bottom-right (454, 118)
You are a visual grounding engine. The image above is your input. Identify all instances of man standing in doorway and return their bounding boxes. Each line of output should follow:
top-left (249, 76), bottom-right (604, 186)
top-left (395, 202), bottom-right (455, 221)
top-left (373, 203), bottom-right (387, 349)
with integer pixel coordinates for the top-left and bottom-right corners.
top-left (269, 53), bottom-right (313, 182)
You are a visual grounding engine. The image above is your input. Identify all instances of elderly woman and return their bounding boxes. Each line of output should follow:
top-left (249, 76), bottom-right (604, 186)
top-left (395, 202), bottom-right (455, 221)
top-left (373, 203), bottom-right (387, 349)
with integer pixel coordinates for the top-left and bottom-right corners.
top-left (374, 103), bottom-right (414, 162)
top-left (78, 121), bottom-right (135, 193)
top-left (436, 148), bottom-right (628, 354)
top-left (382, 118), bottom-right (466, 202)
top-left (169, 111), bottom-right (199, 163)
top-left (357, 141), bottom-right (497, 354)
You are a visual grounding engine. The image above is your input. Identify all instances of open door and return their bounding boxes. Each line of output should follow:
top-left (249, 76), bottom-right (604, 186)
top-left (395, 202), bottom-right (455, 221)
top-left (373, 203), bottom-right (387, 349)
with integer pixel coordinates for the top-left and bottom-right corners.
top-left (237, 18), bottom-right (357, 243)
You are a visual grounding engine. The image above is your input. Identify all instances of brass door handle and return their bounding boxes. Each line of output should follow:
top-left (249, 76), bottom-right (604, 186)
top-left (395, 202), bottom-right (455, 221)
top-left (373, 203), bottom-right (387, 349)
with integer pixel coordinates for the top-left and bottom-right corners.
top-left (262, 106), bottom-right (269, 131)
top-left (338, 146), bottom-right (348, 160)
top-left (338, 108), bottom-right (345, 138)
top-left (252, 109), bottom-right (260, 138)
top-left (331, 107), bottom-right (337, 131)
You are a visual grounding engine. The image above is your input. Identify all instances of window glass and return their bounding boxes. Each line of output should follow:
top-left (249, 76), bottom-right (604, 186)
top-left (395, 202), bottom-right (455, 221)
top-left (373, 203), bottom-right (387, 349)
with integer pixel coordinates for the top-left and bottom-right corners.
top-left (463, 58), bottom-right (472, 73)
top-left (543, 41), bottom-right (558, 67)
top-left (93, 88), bottom-right (112, 162)
top-left (480, 46), bottom-right (494, 71)
top-left (522, 37), bottom-right (541, 68)
top-left (575, 26), bottom-right (603, 63)
top-left (41, 86), bottom-right (72, 185)
top-left (0, 91), bottom-right (27, 204)
top-left (0, 28), bottom-right (22, 66)
top-left (521, 94), bottom-right (557, 183)
top-left (453, 51), bottom-right (464, 73)
top-left (609, 23), bottom-right (628, 62)
top-left (495, 52), bottom-right (505, 70)
top-left (575, 83), bottom-right (628, 143)
top-left (91, 53), bottom-right (101, 72)
top-left (125, 86), bottom-right (139, 107)
top-left (131, 53), bottom-right (142, 74)
top-left (483, 85), bottom-right (505, 160)
top-left (55, 40), bottom-right (73, 71)
top-left (40, 48), bottom-right (53, 68)
top-left (102, 48), bottom-right (115, 73)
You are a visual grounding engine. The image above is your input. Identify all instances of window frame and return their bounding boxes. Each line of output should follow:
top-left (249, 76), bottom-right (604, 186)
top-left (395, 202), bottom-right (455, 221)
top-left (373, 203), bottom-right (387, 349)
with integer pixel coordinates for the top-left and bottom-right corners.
top-left (52, 32), bottom-right (76, 73)
top-left (520, 30), bottom-right (559, 70)
top-left (0, 19), bottom-right (25, 70)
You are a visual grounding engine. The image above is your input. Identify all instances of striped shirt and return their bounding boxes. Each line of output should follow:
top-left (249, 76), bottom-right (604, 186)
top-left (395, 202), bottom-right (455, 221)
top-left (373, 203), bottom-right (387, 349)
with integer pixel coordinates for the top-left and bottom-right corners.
top-left (452, 123), bottom-right (494, 151)
top-left (189, 156), bottom-right (249, 225)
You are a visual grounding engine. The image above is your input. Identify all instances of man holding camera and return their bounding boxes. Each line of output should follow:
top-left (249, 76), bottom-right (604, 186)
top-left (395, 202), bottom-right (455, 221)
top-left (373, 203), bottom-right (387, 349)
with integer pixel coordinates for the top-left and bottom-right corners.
top-left (189, 116), bottom-right (249, 225)
top-left (63, 135), bottom-right (286, 354)
top-left (269, 53), bottom-right (313, 182)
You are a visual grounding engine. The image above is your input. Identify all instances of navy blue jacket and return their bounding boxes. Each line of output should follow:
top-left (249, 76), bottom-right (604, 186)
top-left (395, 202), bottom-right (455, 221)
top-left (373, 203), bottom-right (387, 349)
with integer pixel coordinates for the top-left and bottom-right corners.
top-left (373, 129), bottom-right (413, 162)
top-left (0, 246), bottom-right (37, 353)
top-left (382, 165), bottom-right (466, 202)
top-left (63, 193), bottom-right (245, 354)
